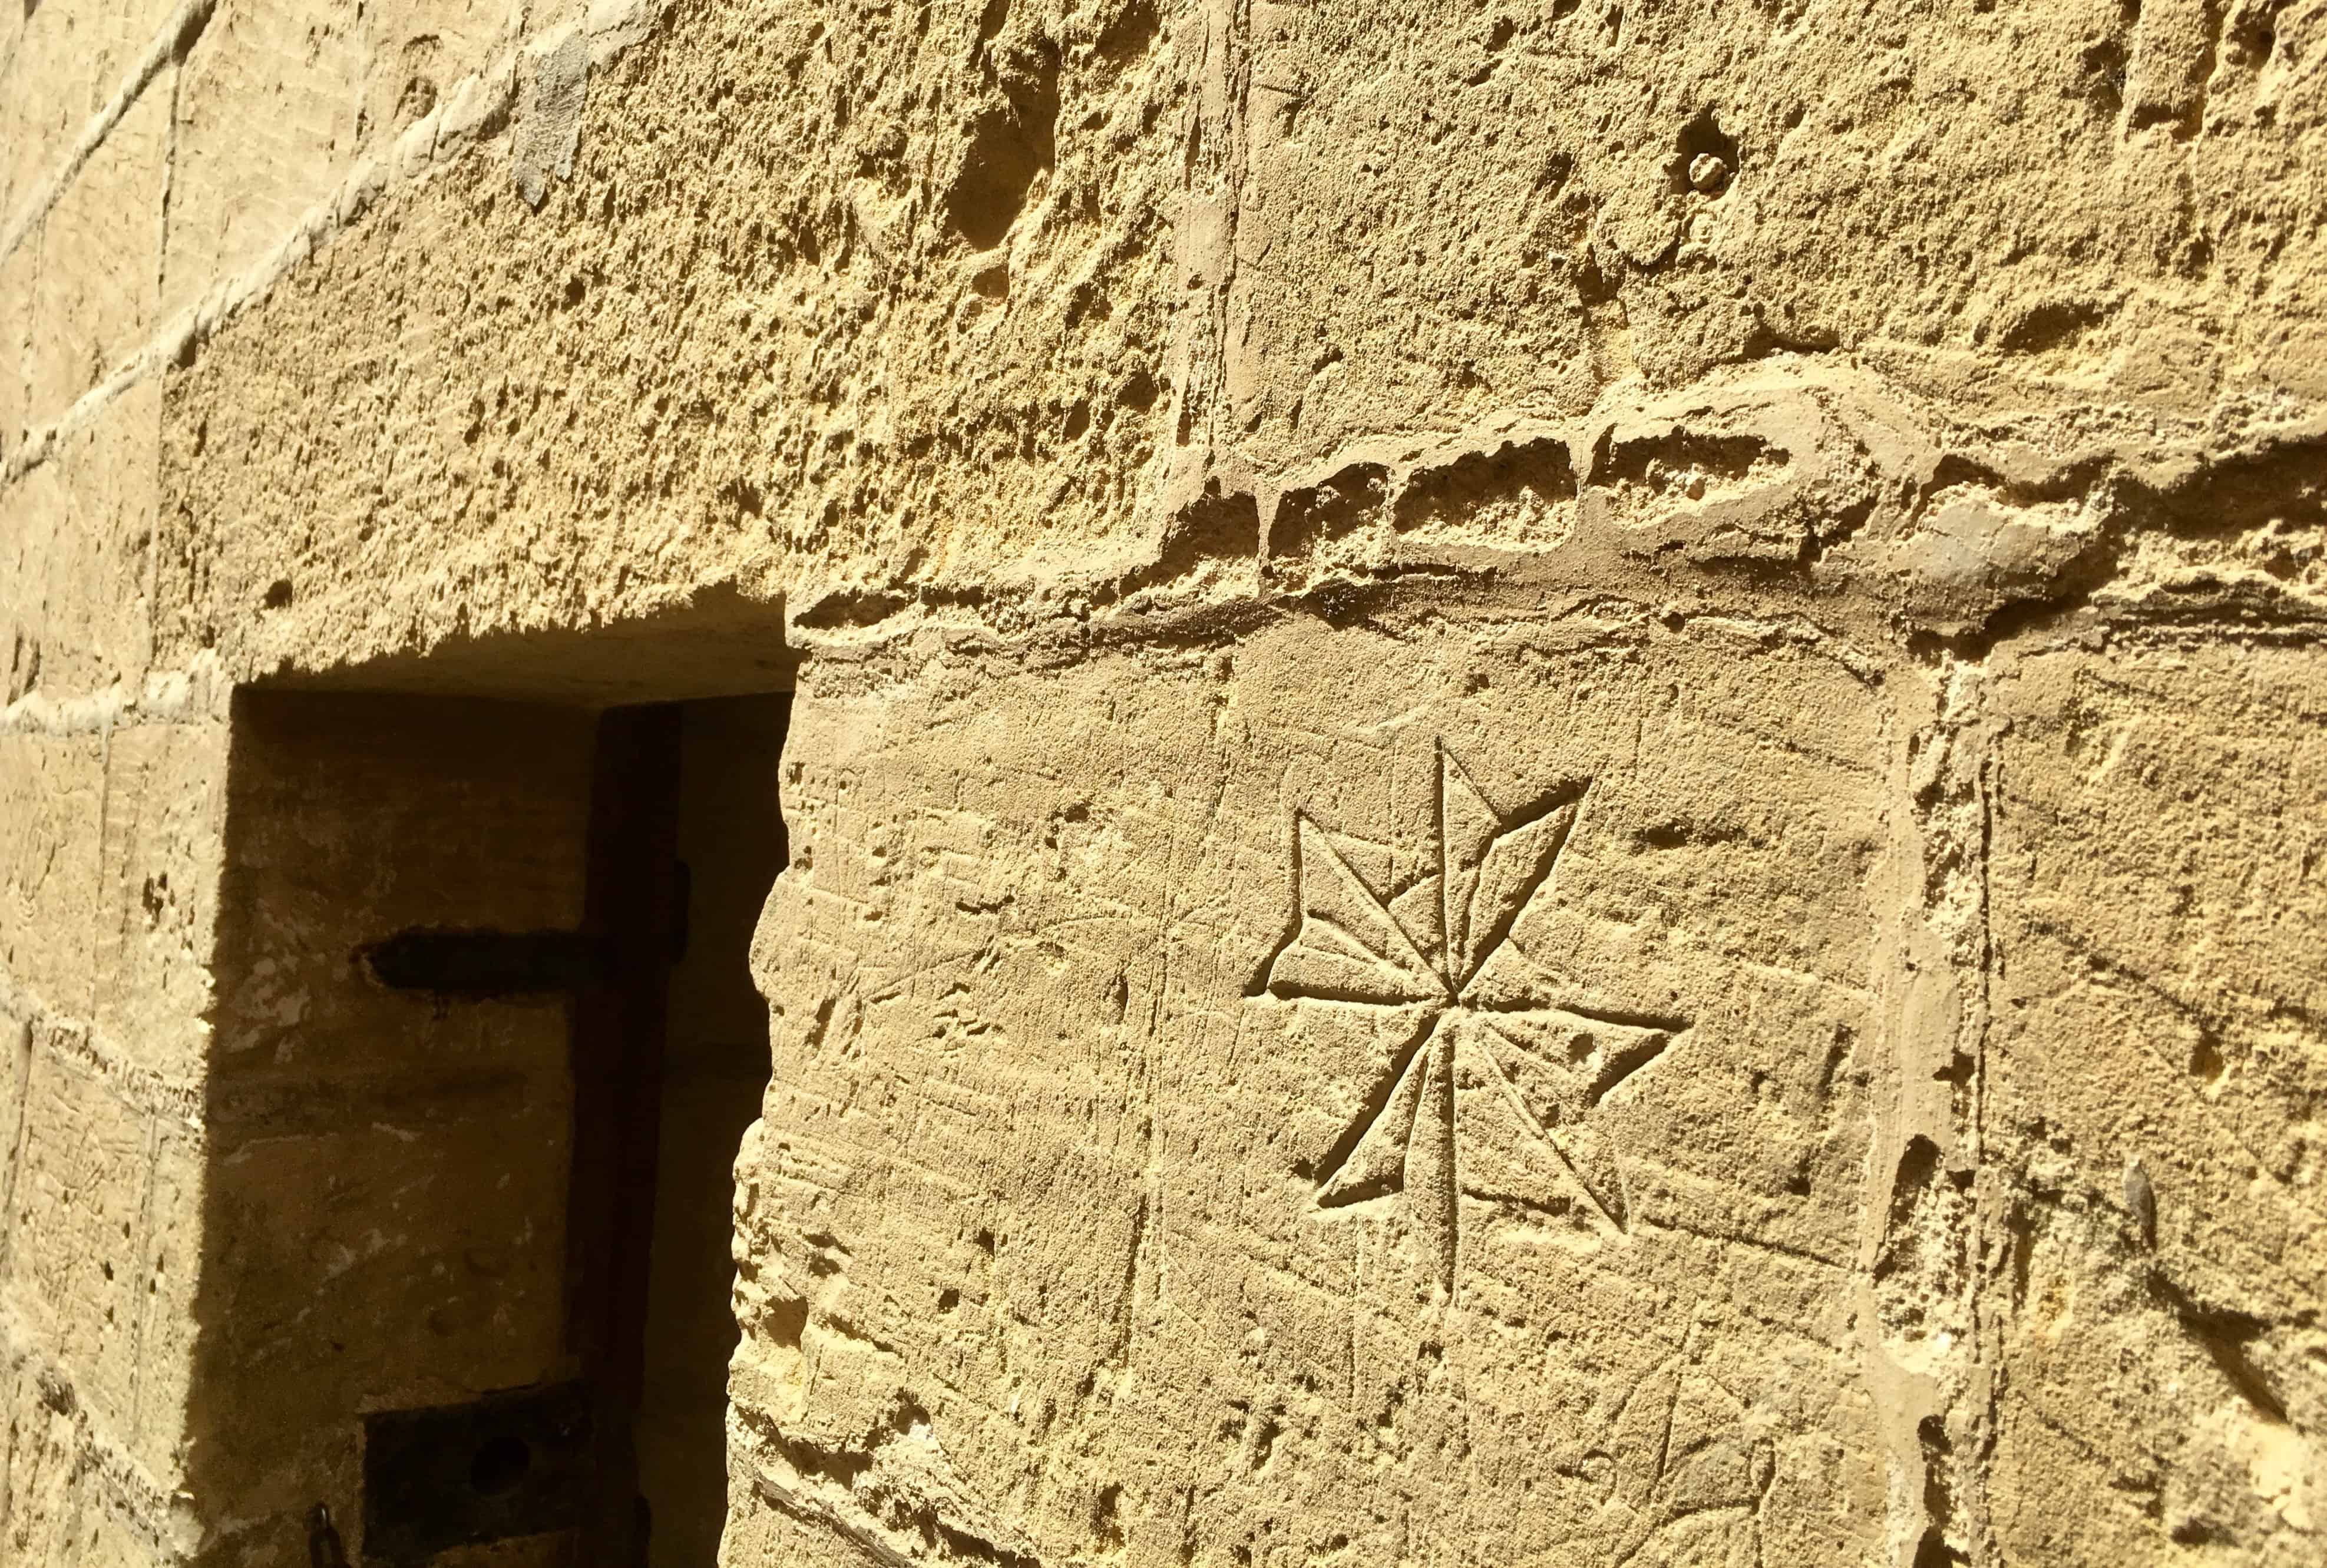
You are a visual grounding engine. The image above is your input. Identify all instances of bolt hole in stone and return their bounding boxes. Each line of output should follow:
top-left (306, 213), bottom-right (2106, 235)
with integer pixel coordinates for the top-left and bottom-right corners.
top-left (1671, 107), bottom-right (1738, 195)
top-left (2189, 1032), bottom-right (2227, 1087)
top-left (470, 1433), bottom-right (532, 1497)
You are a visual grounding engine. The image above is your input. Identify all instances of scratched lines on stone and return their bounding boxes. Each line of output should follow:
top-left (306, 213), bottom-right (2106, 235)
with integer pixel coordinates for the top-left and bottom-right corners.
top-left (1594, 1327), bottom-right (1779, 1568)
top-left (1261, 742), bottom-right (1688, 1296)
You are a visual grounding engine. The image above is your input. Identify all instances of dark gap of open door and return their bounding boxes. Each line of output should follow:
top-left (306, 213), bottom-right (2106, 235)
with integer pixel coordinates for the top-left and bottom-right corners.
top-left (566, 703), bottom-right (686, 1564)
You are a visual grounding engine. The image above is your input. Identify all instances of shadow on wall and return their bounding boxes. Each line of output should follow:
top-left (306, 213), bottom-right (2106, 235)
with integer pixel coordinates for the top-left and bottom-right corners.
top-left (181, 646), bottom-right (790, 1567)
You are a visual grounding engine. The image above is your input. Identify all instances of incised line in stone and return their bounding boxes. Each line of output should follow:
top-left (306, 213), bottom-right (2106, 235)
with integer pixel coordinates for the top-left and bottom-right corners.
top-left (1262, 745), bottom-right (1687, 1296)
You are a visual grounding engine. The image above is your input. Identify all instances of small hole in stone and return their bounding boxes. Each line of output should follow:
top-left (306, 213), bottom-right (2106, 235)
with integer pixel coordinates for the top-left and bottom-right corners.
top-left (263, 579), bottom-right (294, 610)
top-left (470, 1433), bottom-right (531, 1497)
top-left (1671, 107), bottom-right (1738, 196)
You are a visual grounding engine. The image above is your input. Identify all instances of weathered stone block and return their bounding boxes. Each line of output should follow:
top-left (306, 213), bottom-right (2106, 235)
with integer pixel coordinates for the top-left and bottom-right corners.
top-left (161, 0), bottom-right (368, 319)
top-left (0, 1030), bottom-right (201, 1486)
top-left (1, 0), bottom-right (186, 291)
top-left (0, 1378), bottom-right (82, 1567)
top-left (0, 381), bottom-right (159, 703)
top-left (64, 1507), bottom-right (170, 1568)
top-left (0, 1328), bottom-right (183, 1566)
top-left (0, 1008), bottom-right (27, 1183)
top-left (0, 732), bottom-right (105, 1015)
top-left (0, 461), bottom-right (68, 707)
top-left (161, 0), bottom-right (523, 320)
top-left (0, 1367), bottom-right (106, 1566)
top-left (94, 718), bottom-right (229, 1083)
top-left (1986, 641), bottom-right (2326, 1562)
top-left (741, 613), bottom-right (1893, 1564)
top-left (214, 693), bottom-right (593, 1092)
top-left (28, 83), bottom-right (164, 428)
top-left (156, 0), bottom-right (1191, 681)
top-left (191, 1096), bottom-right (574, 1521)
top-left (0, 0), bottom-right (102, 230)
top-left (1232, 0), bottom-right (2327, 465)
top-left (0, 242), bottom-right (31, 459)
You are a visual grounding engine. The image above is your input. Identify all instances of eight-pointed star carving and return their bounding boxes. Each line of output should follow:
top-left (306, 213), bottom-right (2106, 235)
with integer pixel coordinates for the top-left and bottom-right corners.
top-left (1261, 745), bottom-right (1687, 1295)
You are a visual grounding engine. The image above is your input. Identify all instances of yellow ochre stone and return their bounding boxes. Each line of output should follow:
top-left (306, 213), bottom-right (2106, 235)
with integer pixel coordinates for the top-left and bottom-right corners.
top-left (0, 0), bottom-right (2321, 1562)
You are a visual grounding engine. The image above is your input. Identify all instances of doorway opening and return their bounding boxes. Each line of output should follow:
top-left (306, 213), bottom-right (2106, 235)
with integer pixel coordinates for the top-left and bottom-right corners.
top-left (197, 685), bottom-right (789, 1567)
top-left (626, 696), bottom-right (791, 1568)
top-left (560, 696), bottom-right (791, 1567)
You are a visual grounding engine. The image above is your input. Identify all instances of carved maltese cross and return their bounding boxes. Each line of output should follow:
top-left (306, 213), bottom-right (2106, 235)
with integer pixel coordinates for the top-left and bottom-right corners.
top-left (1262, 745), bottom-right (1684, 1296)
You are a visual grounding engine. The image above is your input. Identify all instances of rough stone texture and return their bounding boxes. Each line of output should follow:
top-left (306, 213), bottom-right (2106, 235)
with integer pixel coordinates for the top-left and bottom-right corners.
top-left (1, 381), bottom-right (160, 703)
top-left (1984, 642), bottom-right (2325, 1566)
top-left (1, 0), bottom-right (2322, 1560)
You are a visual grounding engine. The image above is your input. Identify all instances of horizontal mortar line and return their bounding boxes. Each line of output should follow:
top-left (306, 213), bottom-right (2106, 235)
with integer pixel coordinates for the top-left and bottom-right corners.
top-left (0, 970), bottom-right (206, 1132)
top-left (0, 1303), bottom-right (191, 1559)
top-left (0, 0), bottom-right (663, 493)
top-left (0, 652), bottom-right (228, 736)
top-left (0, 0), bottom-right (217, 270)
top-left (1, 78), bottom-right (502, 488)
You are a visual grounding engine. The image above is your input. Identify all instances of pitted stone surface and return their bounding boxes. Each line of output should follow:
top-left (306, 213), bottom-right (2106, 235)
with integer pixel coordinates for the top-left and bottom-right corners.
top-left (0, 0), bottom-right (2322, 1561)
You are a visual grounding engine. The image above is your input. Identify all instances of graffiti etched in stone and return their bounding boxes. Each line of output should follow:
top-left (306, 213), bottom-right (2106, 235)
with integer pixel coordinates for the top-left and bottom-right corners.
top-left (1264, 746), bottom-right (1686, 1294)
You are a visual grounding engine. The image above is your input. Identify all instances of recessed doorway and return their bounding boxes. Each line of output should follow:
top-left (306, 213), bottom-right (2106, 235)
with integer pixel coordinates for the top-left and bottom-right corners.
top-left (637, 696), bottom-right (789, 1567)
top-left (198, 686), bottom-right (789, 1566)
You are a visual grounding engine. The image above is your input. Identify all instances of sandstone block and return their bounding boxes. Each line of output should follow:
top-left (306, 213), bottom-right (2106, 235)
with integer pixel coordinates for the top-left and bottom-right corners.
top-left (0, 1009), bottom-right (27, 1180)
top-left (28, 82), bottom-right (164, 428)
top-left (0, 1031), bottom-right (201, 1486)
top-left (0, 0), bottom-right (183, 300)
top-left (0, 242), bottom-right (31, 460)
top-left (191, 1096), bottom-right (574, 1520)
top-left (0, 1), bottom-right (92, 230)
top-left (94, 718), bottom-right (230, 1083)
top-left (1985, 641), bottom-right (2326, 1562)
top-left (161, 0), bottom-right (522, 320)
top-left (0, 0), bottom-right (193, 269)
top-left (0, 731), bottom-right (105, 1015)
top-left (154, 0), bottom-right (1188, 681)
top-left (162, 0), bottom-right (372, 319)
top-left (0, 459), bottom-right (69, 707)
top-left (1234, 0), bottom-right (2326, 467)
top-left (214, 693), bottom-right (592, 1091)
top-left (0, 1348), bottom-right (170, 1568)
top-left (0, 380), bottom-right (159, 703)
top-left (0, 1377), bottom-right (85, 1567)
top-left (64, 1507), bottom-right (170, 1568)
top-left (740, 613), bottom-right (1893, 1564)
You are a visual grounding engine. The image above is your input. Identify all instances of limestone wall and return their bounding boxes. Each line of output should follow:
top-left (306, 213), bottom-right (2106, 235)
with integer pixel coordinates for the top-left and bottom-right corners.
top-left (1, 0), bottom-right (2322, 1560)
